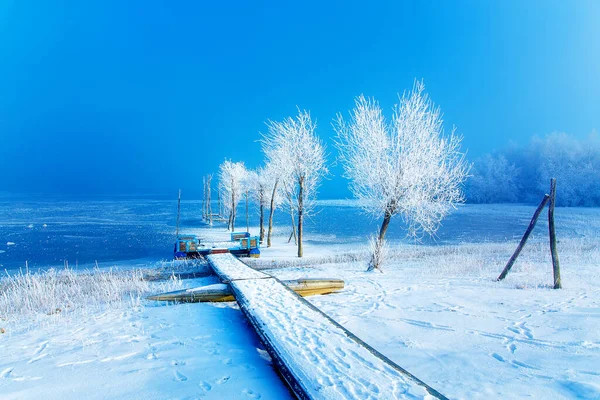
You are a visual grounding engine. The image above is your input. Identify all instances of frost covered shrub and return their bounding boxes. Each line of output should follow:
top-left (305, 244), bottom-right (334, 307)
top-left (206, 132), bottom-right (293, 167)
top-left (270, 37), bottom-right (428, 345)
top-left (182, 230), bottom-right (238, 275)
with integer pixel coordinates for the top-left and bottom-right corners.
top-left (467, 132), bottom-right (600, 206)
top-left (0, 267), bottom-right (182, 324)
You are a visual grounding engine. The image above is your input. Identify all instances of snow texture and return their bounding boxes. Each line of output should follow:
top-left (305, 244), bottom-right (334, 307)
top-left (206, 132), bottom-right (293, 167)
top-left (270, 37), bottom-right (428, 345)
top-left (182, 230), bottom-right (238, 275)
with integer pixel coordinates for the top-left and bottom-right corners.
top-left (208, 253), bottom-right (442, 399)
top-left (233, 278), bottom-right (438, 399)
top-left (207, 253), bottom-right (269, 282)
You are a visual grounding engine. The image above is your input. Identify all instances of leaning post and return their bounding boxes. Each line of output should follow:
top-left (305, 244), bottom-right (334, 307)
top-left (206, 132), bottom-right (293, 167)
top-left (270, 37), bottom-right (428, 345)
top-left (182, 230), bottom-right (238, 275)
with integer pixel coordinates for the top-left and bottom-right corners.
top-left (497, 194), bottom-right (550, 281)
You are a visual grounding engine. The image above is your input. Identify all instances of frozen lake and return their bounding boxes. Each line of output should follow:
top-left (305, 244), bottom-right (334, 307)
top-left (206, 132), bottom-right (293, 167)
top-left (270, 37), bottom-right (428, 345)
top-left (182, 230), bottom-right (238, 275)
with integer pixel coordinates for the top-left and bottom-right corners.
top-left (1, 196), bottom-right (600, 271)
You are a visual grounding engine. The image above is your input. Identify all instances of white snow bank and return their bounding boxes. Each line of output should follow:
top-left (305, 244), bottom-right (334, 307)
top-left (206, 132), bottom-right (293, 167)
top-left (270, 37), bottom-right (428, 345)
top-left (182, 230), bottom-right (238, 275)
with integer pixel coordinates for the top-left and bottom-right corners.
top-left (0, 295), bottom-right (291, 400)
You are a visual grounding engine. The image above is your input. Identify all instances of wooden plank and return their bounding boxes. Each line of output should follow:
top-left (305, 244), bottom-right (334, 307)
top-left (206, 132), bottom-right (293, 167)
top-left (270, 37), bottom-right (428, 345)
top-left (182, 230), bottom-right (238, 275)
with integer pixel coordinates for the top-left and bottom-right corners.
top-left (232, 278), bottom-right (447, 399)
top-left (206, 253), bottom-right (447, 399)
top-left (207, 253), bottom-right (269, 282)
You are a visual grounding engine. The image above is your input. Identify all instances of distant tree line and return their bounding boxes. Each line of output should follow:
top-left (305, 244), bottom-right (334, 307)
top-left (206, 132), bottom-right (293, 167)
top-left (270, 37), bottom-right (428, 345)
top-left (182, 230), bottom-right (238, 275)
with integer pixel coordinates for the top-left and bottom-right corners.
top-left (466, 132), bottom-right (600, 207)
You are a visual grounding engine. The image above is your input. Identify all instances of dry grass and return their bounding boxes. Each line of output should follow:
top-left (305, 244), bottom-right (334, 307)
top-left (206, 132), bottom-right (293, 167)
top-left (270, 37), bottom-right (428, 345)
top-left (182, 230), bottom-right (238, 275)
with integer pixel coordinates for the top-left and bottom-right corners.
top-left (248, 237), bottom-right (600, 289)
top-left (0, 265), bottom-right (184, 329)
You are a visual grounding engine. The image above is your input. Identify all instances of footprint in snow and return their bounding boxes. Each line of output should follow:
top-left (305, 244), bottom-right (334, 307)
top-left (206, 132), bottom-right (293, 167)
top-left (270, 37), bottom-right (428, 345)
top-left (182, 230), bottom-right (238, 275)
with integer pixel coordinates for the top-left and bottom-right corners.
top-left (507, 343), bottom-right (517, 353)
top-left (174, 371), bottom-right (188, 382)
top-left (491, 353), bottom-right (505, 363)
top-left (242, 389), bottom-right (261, 399)
top-left (199, 381), bottom-right (212, 392)
top-left (1, 367), bottom-right (13, 378)
top-left (216, 375), bottom-right (230, 385)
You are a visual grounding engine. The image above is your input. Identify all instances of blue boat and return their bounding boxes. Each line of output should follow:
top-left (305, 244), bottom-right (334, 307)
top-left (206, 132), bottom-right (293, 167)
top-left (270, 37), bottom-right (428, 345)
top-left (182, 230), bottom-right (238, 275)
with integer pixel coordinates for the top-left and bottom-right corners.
top-left (174, 232), bottom-right (260, 259)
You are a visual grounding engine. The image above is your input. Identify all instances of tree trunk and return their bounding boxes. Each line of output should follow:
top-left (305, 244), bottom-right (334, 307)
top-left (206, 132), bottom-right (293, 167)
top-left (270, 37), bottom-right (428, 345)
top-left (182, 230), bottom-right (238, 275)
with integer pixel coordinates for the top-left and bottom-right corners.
top-left (231, 188), bottom-right (236, 232)
top-left (497, 194), bottom-right (550, 281)
top-left (207, 176), bottom-right (212, 226)
top-left (378, 208), bottom-right (393, 242)
top-left (217, 186), bottom-right (222, 217)
top-left (202, 177), bottom-right (206, 220)
top-left (259, 202), bottom-right (265, 244)
top-left (267, 179), bottom-right (279, 247)
top-left (297, 180), bottom-right (304, 258)
top-left (245, 191), bottom-right (249, 233)
top-left (549, 178), bottom-right (561, 289)
top-left (367, 208), bottom-right (393, 271)
top-left (288, 203), bottom-right (297, 244)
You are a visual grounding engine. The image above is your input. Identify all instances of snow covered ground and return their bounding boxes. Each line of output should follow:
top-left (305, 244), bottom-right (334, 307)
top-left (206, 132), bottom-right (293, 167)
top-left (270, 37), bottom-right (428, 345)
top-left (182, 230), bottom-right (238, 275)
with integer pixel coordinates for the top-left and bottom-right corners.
top-left (1, 202), bottom-right (599, 399)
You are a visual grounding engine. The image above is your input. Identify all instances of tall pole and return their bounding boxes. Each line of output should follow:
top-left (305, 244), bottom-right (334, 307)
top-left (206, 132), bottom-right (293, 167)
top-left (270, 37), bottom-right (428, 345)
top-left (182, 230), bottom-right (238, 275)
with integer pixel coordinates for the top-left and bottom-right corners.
top-left (176, 189), bottom-right (181, 237)
top-left (549, 178), bottom-right (561, 289)
top-left (245, 190), bottom-right (249, 233)
top-left (207, 174), bottom-right (213, 226)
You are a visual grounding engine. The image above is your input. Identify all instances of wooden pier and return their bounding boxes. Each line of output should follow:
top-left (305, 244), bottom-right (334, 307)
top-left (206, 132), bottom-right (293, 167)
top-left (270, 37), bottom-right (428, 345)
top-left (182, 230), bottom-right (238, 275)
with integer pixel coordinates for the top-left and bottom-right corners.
top-left (207, 253), bottom-right (447, 400)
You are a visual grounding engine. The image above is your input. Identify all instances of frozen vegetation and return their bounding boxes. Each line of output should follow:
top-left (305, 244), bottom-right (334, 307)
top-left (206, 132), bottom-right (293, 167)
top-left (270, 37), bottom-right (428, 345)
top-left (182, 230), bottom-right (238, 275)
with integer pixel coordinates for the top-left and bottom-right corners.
top-left (0, 201), bottom-right (598, 399)
top-left (468, 132), bottom-right (600, 206)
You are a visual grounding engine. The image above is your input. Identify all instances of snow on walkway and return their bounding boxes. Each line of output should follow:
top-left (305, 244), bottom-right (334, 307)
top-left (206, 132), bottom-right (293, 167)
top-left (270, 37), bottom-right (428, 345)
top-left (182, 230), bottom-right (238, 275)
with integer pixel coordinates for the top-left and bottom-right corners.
top-left (207, 253), bottom-right (446, 399)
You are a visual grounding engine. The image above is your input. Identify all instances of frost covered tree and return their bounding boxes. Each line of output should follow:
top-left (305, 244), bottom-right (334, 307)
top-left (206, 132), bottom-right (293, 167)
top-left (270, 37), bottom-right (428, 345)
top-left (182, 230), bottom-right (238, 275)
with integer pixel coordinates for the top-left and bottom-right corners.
top-left (334, 81), bottom-right (469, 270)
top-left (468, 154), bottom-right (521, 203)
top-left (242, 170), bottom-right (258, 233)
top-left (218, 160), bottom-right (248, 231)
top-left (249, 166), bottom-right (282, 244)
top-left (264, 163), bottom-right (284, 247)
top-left (262, 110), bottom-right (327, 257)
top-left (248, 167), bottom-right (268, 243)
top-left (466, 132), bottom-right (600, 206)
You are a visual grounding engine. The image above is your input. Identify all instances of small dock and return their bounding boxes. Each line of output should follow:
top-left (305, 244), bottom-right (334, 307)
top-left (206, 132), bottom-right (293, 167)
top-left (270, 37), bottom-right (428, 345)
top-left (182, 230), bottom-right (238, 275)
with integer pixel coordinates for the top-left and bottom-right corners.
top-left (207, 253), bottom-right (447, 400)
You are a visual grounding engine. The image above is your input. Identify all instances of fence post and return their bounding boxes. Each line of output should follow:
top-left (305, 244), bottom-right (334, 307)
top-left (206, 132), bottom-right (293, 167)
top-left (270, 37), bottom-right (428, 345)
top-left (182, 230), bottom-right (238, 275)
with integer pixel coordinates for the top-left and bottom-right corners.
top-left (548, 178), bottom-right (561, 289)
top-left (497, 194), bottom-right (550, 281)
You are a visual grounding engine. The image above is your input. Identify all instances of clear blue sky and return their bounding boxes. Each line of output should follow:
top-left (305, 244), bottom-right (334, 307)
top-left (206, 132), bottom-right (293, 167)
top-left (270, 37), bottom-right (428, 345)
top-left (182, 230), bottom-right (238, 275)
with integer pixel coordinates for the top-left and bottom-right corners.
top-left (0, 1), bottom-right (598, 198)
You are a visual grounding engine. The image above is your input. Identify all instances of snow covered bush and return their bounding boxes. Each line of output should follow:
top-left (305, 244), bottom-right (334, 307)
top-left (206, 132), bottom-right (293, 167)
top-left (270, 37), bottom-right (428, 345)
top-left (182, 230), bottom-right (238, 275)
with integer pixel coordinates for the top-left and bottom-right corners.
top-left (0, 266), bottom-right (183, 326)
top-left (334, 81), bottom-right (469, 270)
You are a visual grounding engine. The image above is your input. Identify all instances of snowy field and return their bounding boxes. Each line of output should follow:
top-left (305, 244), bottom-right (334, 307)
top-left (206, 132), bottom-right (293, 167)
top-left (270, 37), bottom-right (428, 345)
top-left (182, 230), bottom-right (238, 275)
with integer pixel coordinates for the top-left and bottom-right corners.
top-left (1, 200), bottom-right (599, 399)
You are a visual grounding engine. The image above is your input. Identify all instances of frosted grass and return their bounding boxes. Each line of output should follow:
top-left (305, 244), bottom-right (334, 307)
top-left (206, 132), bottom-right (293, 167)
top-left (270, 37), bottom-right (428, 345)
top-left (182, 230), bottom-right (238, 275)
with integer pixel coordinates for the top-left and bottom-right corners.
top-left (0, 265), bottom-right (184, 331)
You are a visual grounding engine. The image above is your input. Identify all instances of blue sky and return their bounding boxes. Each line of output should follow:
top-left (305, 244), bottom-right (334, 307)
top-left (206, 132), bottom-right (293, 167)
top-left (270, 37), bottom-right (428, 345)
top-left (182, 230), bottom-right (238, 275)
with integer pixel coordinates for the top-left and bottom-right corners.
top-left (0, 1), bottom-right (598, 198)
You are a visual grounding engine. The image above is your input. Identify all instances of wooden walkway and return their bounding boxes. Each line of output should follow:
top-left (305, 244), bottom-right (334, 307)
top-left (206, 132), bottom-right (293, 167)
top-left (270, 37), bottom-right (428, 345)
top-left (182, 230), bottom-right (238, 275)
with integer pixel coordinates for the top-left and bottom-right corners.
top-left (207, 253), bottom-right (448, 400)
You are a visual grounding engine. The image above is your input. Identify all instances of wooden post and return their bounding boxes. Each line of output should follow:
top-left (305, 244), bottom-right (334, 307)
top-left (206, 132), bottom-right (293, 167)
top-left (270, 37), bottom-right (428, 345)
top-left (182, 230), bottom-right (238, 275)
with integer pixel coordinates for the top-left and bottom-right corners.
top-left (202, 176), bottom-right (206, 220)
top-left (207, 174), bottom-right (213, 226)
top-left (176, 189), bottom-right (181, 237)
top-left (549, 178), bottom-right (561, 289)
top-left (217, 184), bottom-right (223, 218)
top-left (497, 194), bottom-right (550, 281)
top-left (245, 190), bottom-right (249, 233)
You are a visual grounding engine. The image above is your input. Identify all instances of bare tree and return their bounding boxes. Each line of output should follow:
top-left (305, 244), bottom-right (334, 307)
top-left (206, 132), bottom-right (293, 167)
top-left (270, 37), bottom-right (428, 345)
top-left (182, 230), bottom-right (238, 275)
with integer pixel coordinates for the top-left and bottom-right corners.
top-left (218, 160), bottom-right (248, 231)
top-left (243, 170), bottom-right (259, 233)
top-left (262, 110), bottom-right (327, 257)
top-left (248, 166), bottom-right (272, 244)
top-left (334, 81), bottom-right (470, 270)
top-left (264, 163), bottom-right (283, 247)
